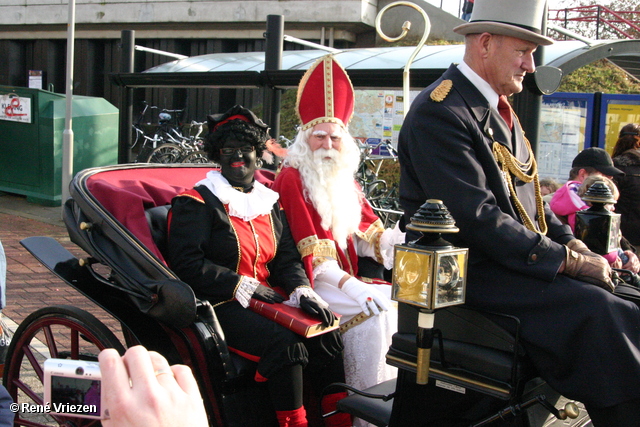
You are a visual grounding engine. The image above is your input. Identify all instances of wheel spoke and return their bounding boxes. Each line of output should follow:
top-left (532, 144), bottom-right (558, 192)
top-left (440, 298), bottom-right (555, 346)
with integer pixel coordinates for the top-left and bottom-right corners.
top-left (42, 324), bottom-right (58, 359)
top-left (71, 328), bottom-right (79, 359)
top-left (4, 306), bottom-right (125, 427)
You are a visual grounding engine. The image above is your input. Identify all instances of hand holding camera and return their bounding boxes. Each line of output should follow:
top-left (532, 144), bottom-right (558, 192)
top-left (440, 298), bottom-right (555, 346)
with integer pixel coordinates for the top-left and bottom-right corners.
top-left (98, 346), bottom-right (208, 427)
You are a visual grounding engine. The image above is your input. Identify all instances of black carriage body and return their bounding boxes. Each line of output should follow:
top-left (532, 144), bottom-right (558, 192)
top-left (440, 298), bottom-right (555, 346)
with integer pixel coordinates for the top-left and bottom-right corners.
top-left (8, 164), bottom-right (282, 427)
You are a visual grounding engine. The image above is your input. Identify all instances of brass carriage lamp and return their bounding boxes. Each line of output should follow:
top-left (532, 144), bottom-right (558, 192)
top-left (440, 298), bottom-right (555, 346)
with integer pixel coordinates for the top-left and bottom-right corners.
top-left (392, 199), bottom-right (468, 385)
top-left (574, 181), bottom-right (621, 256)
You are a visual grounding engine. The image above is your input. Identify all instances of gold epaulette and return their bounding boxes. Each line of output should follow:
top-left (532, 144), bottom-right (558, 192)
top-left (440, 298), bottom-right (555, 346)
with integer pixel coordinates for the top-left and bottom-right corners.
top-left (430, 79), bottom-right (453, 102)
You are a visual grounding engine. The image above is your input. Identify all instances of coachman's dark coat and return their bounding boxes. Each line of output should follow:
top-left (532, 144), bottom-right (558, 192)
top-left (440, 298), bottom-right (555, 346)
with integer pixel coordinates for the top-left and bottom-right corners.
top-left (398, 64), bottom-right (640, 409)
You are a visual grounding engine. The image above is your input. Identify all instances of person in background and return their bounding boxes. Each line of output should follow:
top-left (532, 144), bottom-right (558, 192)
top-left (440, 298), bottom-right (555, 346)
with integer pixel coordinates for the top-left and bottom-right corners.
top-left (462, 0), bottom-right (475, 21)
top-left (540, 176), bottom-right (561, 203)
top-left (272, 55), bottom-right (403, 427)
top-left (99, 346), bottom-right (208, 427)
top-left (612, 123), bottom-right (640, 247)
top-left (166, 105), bottom-right (350, 427)
top-left (549, 147), bottom-right (638, 272)
top-left (398, 0), bottom-right (640, 424)
top-left (550, 147), bottom-right (623, 229)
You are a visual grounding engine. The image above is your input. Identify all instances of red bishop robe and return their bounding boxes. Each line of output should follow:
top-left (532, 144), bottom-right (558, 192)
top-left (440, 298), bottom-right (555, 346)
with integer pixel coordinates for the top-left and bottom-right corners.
top-left (272, 166), bottom-right (386, 286)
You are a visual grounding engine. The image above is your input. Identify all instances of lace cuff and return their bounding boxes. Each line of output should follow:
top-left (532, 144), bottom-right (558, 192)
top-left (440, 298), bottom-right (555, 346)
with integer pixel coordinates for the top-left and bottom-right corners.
top-left (284, 286), bottom-right (330, 309)
top-left (379, 222), bottom-right (406, 270)
top-left (314, 260), bottom-right (348, 288)
top-left (234, 276), bottom-right (260, 308)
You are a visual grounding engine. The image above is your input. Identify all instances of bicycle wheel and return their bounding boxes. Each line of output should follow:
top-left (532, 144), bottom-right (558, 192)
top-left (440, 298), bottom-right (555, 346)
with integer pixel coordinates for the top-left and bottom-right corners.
top-left (181, 150), bottom-right (213, 164)
top-left (144, 143), bottom-right (183, 164)
top-left (3, 305), bottom-right (125, 427)
top-left (365, 180), bottom-right (388, 201)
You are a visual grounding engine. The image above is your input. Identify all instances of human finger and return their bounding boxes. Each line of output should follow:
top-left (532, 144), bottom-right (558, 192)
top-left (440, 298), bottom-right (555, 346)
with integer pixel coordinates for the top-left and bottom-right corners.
top-left (317, 306), bottom-right (333, 327)
top-left (147, 351), bottom-right (176, 386)
top-left (367, 297), bottom-right (380, 316)
top-left (99, 348), bottom-right (131, 424)
top-left (359, 299), bottom-right (370, 316)
top-left (121, 345), bottom-right (158, 390)
top-left (171, 364), bottom-right (201, 397)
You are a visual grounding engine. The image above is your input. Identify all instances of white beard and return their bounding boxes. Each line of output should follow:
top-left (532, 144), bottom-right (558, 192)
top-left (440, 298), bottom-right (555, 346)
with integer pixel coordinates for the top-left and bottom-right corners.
top-left (287, 131), bottom-right (363, 248)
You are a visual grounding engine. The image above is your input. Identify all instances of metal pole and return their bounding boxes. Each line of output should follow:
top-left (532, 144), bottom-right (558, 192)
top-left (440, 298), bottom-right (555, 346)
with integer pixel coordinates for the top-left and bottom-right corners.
top-left (264, 15), bottom-right (283, 139)
top-left (61, 0), bottom-right (76, 208)
top-left (119, 30), bottom-right (135, 164)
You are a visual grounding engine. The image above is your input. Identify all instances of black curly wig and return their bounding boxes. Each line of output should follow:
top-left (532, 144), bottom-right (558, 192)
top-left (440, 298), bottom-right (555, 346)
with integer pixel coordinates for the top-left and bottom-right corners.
top-left (203, 105), bottom-right (270, 163)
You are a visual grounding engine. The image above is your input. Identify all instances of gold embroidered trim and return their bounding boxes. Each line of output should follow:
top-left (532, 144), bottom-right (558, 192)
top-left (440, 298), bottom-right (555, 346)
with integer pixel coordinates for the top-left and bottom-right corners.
top-left (430, 79), bottom-right (453, 102)
top-left (339, 311), bottom-right (374, 334)
top-left (325, 56), bottom-right (334, 119)
top-left (491, 135), bottom-right (547, 235)
top-left (223, 204), bottom-right (244, 272)
top-left (178, 193), bottom-right (205, 203)
top-left (249, 220), bottom-right (260, 279)
top-left (354, 219), bottom-right (385, 265)
top-left (265, 213), bottom-right (277, 281)
top-left (297, 236), bottom-right (337, 259)
top-left (312, 256), bottom-right (332, 270)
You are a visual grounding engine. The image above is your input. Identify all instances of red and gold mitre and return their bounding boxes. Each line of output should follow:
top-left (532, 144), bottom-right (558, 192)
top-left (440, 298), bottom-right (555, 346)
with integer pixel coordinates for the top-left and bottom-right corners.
top-left (295, 55), bottom-right (355, 131)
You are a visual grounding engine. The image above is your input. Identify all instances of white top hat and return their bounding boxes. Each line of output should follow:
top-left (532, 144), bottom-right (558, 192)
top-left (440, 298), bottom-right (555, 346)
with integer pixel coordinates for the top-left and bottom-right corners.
top-left (454, 0), bottom-right (554, 46)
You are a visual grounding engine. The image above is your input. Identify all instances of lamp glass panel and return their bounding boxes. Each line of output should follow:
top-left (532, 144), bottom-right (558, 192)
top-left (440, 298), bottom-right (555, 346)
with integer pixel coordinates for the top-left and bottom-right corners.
top-left (434, 250), bottom-right (467, 308)
top-left (608, 214), bottom-right (621, 254)
top-left (392, 248), bottom-right (433, 308)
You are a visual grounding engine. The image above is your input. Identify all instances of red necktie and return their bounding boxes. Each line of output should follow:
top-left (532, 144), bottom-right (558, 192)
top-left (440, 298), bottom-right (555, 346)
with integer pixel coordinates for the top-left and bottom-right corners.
top-left (497, 95), bottom-right (513, 129)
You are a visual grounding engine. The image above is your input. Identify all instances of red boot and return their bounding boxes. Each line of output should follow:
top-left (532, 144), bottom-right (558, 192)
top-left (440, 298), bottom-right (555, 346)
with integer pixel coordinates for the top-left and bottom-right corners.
top-left (276, 406), bottom-right (308, 427)
top-left (321, 392), bottom-right (352, 427)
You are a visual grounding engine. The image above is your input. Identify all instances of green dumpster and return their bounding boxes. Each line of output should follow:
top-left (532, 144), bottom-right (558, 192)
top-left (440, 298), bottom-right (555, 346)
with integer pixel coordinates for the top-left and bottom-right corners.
top-left (0, 86), bottom-right (119, 206)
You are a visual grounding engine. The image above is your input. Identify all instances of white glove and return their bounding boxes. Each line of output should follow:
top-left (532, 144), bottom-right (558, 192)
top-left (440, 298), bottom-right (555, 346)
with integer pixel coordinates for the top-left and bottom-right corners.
top-left (341, 277), bottom-right (390, 316)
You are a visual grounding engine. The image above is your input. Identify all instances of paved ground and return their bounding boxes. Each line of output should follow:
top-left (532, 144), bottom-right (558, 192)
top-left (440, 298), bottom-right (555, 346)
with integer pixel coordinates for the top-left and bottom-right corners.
top-left (0, 192), bottom-right (122, 347)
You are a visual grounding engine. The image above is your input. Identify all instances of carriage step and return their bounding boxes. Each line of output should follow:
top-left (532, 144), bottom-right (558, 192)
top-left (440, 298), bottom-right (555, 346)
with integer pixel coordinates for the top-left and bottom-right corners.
top-left (336, 378), bottom-right (396, 427)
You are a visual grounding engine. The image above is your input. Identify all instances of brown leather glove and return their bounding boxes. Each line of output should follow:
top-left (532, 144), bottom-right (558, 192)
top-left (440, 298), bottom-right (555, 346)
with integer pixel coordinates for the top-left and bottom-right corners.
top-left (566, 239), bottom-right (600, 258)
top-left (561, 247), bottom-right (615, 292)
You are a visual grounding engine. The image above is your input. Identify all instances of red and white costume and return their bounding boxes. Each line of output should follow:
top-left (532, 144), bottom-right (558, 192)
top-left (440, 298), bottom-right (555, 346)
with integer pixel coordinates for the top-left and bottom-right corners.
top-left (273, 166), bottom-right (399, 397)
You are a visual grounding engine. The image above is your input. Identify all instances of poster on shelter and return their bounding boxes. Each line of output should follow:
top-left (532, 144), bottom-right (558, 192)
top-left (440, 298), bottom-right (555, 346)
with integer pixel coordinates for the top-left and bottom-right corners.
top-left (539, 96), bottom-right (589, 183)
top-left (0, 94), bottom-right (32, 123)
top-left (603, 103), bottom-right (640, 153)
top-left (539, 105), bottom-right (584, 182)
top-left (349, 90), bottom-right (418, 152)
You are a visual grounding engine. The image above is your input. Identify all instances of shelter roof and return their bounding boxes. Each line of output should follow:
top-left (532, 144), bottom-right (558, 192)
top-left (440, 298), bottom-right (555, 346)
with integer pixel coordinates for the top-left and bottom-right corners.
top-left (110, 40), bottom-right (640, 89)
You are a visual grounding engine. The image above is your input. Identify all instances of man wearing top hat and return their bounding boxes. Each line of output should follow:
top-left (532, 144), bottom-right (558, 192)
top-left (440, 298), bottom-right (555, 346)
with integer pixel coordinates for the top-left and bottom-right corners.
top-left (398, 0), bottom-right (640, 425)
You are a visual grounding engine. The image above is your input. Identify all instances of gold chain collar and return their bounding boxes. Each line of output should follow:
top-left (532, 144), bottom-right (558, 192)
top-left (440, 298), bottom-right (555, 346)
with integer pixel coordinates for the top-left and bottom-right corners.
top-left (492, 135), bottom-right (547, 236)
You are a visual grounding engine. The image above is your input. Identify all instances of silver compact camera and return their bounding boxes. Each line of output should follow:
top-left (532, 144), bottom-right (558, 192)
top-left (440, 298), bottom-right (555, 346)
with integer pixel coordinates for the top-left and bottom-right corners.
top-left (43, 358), bottom-right (104, 419)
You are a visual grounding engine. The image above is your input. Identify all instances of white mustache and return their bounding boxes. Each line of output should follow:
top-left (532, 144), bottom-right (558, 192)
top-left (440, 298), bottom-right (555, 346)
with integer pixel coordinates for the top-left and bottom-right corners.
top-left (313, 148), bottom-right (340, 162)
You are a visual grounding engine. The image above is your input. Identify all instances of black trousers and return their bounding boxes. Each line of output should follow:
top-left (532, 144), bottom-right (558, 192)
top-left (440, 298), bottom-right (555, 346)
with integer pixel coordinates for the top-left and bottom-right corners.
top-left (467, 262), bottom-right (640, 411)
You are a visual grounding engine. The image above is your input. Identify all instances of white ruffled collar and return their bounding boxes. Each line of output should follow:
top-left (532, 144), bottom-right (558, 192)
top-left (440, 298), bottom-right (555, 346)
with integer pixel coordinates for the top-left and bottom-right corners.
top-left (196, 170), bottom-right (279, 221)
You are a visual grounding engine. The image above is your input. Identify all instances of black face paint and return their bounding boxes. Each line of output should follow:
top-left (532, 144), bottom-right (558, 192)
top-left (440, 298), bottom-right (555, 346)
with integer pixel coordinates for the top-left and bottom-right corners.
top-left (219, 140), bottom-right (256, 190)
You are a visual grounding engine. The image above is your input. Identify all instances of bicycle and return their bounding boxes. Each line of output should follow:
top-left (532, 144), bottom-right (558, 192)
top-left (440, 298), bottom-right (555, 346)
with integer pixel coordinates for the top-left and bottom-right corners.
top-left (144, 120), bottom-right (213, 164)
top-left (133, 102), bottom-right (191, 163)
top-left (356, 139), bottom-right (397, 198)
top-left (355, 139), bottom-right (403, 227)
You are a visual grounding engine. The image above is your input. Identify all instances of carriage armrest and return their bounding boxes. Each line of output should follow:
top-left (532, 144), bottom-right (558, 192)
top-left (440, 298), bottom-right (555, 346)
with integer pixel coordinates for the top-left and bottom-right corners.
top-left (195, 300), bottom-right (257, 382)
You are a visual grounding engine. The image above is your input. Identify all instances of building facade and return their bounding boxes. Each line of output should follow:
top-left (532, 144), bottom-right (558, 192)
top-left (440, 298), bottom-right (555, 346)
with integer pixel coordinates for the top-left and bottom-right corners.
top-left (0, 0), bottom-right (463, 123)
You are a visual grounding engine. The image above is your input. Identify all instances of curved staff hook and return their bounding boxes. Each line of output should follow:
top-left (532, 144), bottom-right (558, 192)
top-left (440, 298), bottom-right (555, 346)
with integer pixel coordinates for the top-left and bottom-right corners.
top-left (375, 1), bottom-right (431, 118)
